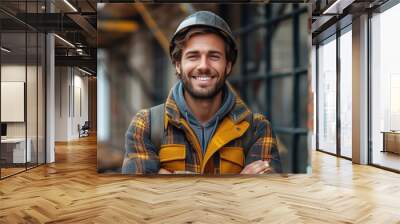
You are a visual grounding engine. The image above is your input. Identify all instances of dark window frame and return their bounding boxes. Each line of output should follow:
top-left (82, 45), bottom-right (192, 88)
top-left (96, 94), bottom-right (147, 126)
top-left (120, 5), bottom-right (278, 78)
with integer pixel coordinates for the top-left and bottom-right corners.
top-left (315, 21), bottom-right (353, 161)
top-left (228, 4), bottom-right (309, 173)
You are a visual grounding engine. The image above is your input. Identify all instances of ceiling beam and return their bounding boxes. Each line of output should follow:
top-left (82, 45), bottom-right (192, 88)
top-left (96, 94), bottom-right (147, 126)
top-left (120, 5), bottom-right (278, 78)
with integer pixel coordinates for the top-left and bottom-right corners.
top-left (67, 13), bottom-right (97, 39)
top-left (55, 55), bottom-right (96, 73)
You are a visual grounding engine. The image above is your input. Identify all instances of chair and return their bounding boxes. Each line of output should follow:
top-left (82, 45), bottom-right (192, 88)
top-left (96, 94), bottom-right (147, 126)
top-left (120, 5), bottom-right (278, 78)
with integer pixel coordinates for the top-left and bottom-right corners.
top-left (79, 121), bottom-right (90, 138)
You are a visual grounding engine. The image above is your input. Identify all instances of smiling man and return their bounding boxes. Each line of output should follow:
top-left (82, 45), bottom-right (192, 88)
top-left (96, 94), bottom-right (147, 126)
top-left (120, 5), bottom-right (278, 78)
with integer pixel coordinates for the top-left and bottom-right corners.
top-left (122, 11), bottom-right (282, 175)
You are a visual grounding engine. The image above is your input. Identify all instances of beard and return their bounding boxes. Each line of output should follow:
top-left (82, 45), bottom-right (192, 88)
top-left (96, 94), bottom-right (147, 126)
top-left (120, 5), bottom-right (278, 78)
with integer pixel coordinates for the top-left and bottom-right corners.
top-left (179, 67), bottom-right (227, 100)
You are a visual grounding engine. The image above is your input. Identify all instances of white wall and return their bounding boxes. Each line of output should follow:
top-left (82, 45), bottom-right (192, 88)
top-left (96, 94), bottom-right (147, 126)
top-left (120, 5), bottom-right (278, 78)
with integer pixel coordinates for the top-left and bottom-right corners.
top-left (55, 66), bottom-right (69, 141)
top-left (55, 67), bottom-right (89, 141)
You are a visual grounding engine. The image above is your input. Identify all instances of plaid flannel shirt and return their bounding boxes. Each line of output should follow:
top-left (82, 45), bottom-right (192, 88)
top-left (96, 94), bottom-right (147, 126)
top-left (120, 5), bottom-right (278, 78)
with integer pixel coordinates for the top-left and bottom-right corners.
top-left (122, 83), bottom-right (282, 174)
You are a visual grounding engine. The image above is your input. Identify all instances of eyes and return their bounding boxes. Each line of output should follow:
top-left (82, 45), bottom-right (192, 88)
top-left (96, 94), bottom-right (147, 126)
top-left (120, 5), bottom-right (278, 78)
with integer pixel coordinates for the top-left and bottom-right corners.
top-left (185, 53), bottom-right (222, 61)
top-left (209, 54), bottom-right (221, 61)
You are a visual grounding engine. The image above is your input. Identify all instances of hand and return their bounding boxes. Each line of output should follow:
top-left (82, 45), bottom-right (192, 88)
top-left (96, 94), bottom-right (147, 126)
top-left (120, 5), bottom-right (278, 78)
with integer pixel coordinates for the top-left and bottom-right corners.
top-left (173, 170), bottom-right (197, 174)
top-left (158, 168), bottom-right (173, 174)
top-left (240, 160), bottom-right (272, 174)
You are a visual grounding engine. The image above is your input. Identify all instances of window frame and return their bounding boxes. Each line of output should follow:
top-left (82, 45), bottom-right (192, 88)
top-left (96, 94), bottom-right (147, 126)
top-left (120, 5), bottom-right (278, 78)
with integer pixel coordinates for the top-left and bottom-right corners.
top-left (315, 21), bottom-right (353, 161)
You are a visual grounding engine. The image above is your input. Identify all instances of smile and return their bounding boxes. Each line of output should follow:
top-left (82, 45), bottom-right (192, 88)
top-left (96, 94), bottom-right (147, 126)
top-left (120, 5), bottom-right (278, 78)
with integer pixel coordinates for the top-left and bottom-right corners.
top-left (192, 76), bottom-right (213, 81)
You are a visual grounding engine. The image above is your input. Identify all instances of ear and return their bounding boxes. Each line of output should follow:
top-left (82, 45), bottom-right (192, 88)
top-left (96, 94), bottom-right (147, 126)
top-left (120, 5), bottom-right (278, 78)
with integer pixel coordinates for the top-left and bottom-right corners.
top-left (175, 62), bottom-right (181, 77)
top-left (225, 62), bottom-right (232, 76)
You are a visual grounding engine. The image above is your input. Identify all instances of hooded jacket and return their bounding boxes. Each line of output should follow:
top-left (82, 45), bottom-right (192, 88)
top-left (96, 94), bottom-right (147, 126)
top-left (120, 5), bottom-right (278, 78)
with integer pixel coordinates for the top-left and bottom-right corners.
top-left (172, 80), bottom-right (235, 155)
top-left (122, 81), bottom-right (282, 174)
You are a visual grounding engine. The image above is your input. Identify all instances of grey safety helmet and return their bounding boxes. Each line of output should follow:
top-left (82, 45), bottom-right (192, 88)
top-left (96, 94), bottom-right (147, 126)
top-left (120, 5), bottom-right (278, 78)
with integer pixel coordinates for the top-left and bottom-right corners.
top-left (169, 11), bottom-right (238, 65)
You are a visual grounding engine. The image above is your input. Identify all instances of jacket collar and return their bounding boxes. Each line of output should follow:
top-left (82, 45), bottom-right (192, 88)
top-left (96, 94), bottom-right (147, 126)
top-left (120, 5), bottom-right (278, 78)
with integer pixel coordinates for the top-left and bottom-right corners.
top-left (164, 81), bottom-right (252, 129)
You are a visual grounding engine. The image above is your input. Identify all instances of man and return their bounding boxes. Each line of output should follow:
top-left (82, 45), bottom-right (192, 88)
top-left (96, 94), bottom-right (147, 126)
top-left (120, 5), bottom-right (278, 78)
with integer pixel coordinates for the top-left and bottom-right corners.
top-left (122, 11), bottom-right (281, 174)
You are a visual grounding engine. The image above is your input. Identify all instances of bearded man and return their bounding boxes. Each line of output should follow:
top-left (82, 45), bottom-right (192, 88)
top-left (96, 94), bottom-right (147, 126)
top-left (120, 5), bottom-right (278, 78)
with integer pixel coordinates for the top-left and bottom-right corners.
top-left (122, 11), bottom-right (282, 174)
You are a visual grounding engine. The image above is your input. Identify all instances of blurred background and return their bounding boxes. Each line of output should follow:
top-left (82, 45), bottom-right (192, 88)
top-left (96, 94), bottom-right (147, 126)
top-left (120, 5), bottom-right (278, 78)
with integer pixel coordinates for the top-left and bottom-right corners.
top-left (97, 3), bottom-right (311, 174)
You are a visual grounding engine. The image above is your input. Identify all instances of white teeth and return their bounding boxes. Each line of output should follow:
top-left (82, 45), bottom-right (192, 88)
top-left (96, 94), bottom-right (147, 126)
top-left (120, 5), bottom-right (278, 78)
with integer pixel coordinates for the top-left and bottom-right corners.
top-left (194, 76), bottom-right (211, 81)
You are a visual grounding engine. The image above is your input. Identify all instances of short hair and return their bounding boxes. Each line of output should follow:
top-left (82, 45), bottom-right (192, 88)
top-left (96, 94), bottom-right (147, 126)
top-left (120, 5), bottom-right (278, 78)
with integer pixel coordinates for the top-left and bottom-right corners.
top-left (170, 26), bottom-right (236, 66)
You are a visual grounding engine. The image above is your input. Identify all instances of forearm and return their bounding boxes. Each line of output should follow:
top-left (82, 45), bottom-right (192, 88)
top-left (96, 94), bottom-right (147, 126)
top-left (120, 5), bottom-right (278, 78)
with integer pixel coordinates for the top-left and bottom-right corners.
top-left (244, 115), bottom-right (282, 173)
top-left (122, 109), bottom-right (160, 174)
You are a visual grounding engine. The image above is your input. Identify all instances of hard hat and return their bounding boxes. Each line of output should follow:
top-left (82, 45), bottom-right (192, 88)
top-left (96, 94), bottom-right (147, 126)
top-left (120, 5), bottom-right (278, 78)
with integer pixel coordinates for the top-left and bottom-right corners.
top-left (169, 11), bottom-right (238, 64)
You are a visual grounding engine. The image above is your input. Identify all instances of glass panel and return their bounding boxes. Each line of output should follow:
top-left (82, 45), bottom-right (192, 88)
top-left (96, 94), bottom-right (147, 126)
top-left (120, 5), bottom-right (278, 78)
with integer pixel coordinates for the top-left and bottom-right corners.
top-left (312, 46), bottom-right (317, 151)
top-left (1, 30), bottom-right (27, 177)
top-left (27, 0), bottom-right (39, 169)
top-left (0, 1), bottom-right (46, 178)
top-left (297, 135), bottom-right (308, 173)
top-left (271, 76), bottom-right (293, 127)
top-left (339, 28), bottom-right (352, 158)
top-left (244, 5), bottom-right (267, 75)
top-left (27, 31), bottom-right (38, 169)
top-left (271, 18), bottom-right (293, 73)
top-left (277, 133), bottom-right (293, 172)
top-left (299, 74), bottom-right (308, 129)
top-left (317, 36), bottom-right (337, 154)
top-left (270, 75), bottom-right (295, 172)
top-left (371, 4), bottom-right (400, 171)
top-left (299, 12), bottom-right (309, 68)
top-left (252, 79), bottom-right (267, 114)
top-left (38, 32), bottom-right (45, 164)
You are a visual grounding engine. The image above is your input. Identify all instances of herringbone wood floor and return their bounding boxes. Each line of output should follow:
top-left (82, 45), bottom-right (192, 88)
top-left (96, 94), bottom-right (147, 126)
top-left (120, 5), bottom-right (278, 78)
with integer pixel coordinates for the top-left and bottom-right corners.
top-left (0, 136), bottom-right (399, 224)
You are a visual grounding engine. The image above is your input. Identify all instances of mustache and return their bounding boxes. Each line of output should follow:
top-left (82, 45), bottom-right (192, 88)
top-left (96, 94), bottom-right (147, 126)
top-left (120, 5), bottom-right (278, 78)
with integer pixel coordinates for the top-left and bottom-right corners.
top-left (178, 67), bottom-right (221, 78)
top-left (191, 71), bottom-right (218, 77)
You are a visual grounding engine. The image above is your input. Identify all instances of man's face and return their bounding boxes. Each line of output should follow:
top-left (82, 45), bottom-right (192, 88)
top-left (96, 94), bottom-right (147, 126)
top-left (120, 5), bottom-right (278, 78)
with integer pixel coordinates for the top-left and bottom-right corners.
top-left (175, 33), bottom-right (232, 99)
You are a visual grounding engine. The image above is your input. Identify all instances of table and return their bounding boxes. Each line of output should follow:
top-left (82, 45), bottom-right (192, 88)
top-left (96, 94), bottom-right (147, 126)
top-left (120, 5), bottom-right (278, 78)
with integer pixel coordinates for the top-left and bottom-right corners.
top-left (1, 138), bottom-right (32, 164)
top-left (381, 131), bottom-right (400, 154)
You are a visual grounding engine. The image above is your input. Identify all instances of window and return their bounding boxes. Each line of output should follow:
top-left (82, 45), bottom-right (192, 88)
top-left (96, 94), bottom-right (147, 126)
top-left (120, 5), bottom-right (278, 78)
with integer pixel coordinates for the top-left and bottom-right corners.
top-left (229, 4), bottom-right (309, 173)
top-left (339, 27), bottom-right (352, 158)
top-left (370, 2), bottom-right (400, 171)
top-left (315, 23), bottom-right (353, 159)
top-left (317, 35), bottom-right (337, 154)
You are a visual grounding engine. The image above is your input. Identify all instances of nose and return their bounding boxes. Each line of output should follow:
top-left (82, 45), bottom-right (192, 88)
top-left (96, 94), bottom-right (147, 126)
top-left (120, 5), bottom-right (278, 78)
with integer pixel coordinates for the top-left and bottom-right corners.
top-left (197, 55), bottom-right (211, 73)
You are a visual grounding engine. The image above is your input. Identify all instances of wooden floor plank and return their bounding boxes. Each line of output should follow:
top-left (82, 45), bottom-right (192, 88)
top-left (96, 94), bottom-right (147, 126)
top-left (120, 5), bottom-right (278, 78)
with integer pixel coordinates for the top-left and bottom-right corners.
top-left (0, 135), bottom-right (399, 223)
